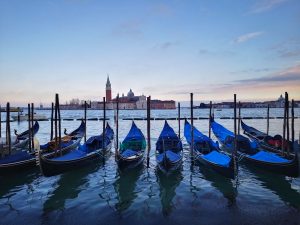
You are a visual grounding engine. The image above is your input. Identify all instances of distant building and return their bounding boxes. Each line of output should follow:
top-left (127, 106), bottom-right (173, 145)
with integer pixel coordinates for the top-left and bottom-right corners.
top-left (91, 76), bottom-right (175, 110)
top-left (275, 94), bottom-right (285, 108)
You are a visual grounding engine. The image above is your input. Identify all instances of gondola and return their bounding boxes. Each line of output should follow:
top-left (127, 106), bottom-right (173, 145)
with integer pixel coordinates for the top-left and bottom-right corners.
top-left (116, 121), bottom-right (146, 169)
top-left (211, 118), bottom-right (299, 177)
top-left (39, 123), bottom-right (113, 177)
top-left (241, 120), bottom-right (295, 155)
top-left (156, 121), bottom-right (183, 173)
top-left (184, 120), bottom-right (235, 179)
top-left (0, 121), bottom-right (85, 173)
top-left (0, 121), bottom-right (40, 151)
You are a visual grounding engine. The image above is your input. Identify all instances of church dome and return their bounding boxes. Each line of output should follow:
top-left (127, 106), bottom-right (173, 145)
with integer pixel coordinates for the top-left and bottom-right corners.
top-left (127, 89), bottom-right (134, 98)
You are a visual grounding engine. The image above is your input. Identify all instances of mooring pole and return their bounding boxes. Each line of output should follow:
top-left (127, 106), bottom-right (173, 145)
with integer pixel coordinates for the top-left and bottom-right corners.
top-left (54, 95), bottom-right (58, 156)
top-left (209, 101), bottom-right (212, 138)
top-left (17, 107), bottom-right (20, 123)
top-left (116, 94), bottom-right (119, 156)
top-left (28, 103), bottom-right (32, 152)
top-left (0, 105), bottom-right (2, 138)
top-left (56, 94), bottom-right (62, 156)
top-left (291, 99), bottom-right (295, 152)
top-left (51, 102), bottom-right (54, 140)
top-left (238, 101), bottom-right (241, 135)
top-left (6, 103), bottom-right (11, 155)
top-left (286, 92), bottom-right (290, 156)
top-left (178, 102), bottom-right (181, 139)
top-left (282, 93), bottom-right (287, 154)
top-left (233, 94), bottom-right (237, 176)
top-left (147, 96), bottom-right (151, 168)
top-left (190, 93), bottom-right (194, 161)
top-left (267, 104), bottom-right (270, 135)
top-left (31, 103), bottom-right (34, 151)
top-left (102, 97), bottom-right (106, 151)
top-left (84, 101), bottom-right (87, 143)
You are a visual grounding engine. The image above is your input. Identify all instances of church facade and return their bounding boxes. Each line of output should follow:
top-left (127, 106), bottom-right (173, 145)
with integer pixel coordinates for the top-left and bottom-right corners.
top-left (91, 77), bottom-right (175, 110)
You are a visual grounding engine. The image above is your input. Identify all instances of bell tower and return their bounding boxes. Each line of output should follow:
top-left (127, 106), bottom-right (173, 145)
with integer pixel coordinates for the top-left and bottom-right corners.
top-left (106, 75), bottom-right (112, 102)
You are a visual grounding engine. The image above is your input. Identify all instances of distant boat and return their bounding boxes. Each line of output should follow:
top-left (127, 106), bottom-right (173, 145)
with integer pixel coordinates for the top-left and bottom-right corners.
top-left (116, 121), bottom-right (146, 169)
top-left (12, 112), bottom-right (47, 121)
top-left (38, 123), bottom-right (114, 177)
top-left (184, 120), bottom-right (234, 179)
top-left (156, 121), bottom-right (183, 173)
top-left (211, 118), bottom-right (299, 177)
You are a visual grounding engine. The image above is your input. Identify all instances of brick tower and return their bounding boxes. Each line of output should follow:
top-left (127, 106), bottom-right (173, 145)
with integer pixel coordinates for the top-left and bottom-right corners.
top-left (106, 75), bottom-right (112, 102)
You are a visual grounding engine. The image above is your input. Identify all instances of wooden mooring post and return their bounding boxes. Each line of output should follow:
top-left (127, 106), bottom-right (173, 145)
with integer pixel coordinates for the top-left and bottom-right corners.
top-left (31, 103), bottom-right (34, 151)
top-left (84, 101), bottom-right (87, 143)
top-left (147, 96), bottom-right (151, 168)
top-left (190, 93), bottom-right (194, 161)
top-left (102, 97), bottom-right (106, 155)
top-left (56, 94), bottom-right (62, 156)
top-left (6, 102), bottom-right (11, 155)
top-left (282, 93), bottom-right (287, 154)
top-left (238, 101), bottom-right (241, 135)
top-left (17, 107), bottom-right (21, 123)
top-left (0, 105), bottom-right (2, 138)
top-left (115, 94), bottom-right (119, 158)
top-left (291, 99), bottom-right (295, 151)
top-left (178, 102), bottom-right (181, 139)
top-left (233, 94), bottom-right (237, 177)
top-left (209, 101), bottom-right (212, 138)
top-left (267, 104), bottom-right (270, 135)
top-left (54, 95), bottom-right (58, 156)
top-left (285, 92), bottom-right (290, 156)
top-left (28, 103), bottom-right (32, 152)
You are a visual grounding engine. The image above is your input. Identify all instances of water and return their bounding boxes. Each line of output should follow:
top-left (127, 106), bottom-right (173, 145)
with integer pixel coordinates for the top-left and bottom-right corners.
top-left (0, 108), bottom-right (300, 225)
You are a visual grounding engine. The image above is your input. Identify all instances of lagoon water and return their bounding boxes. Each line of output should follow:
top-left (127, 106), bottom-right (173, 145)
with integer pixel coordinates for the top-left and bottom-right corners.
top-left (0, 108), bottom-right (300, 225)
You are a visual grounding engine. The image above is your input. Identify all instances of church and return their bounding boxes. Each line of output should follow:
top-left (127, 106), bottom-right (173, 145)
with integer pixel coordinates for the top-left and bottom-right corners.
top-left (91, 76), bottom-right (176, 110)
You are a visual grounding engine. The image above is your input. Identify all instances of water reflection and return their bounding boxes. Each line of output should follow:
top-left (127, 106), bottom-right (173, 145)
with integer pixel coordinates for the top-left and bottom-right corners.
top-left (197, 164), bottom-right (237, 206)
top-left (114, 164), bottom-right (144, 212)
top-left (43, 162), bottom-right (103, 212)
top-left (156, 166), bottom-right (183, 216)
top-left (246, 165), bottom-right (300, 209)
top-left (0, 169), bottom-right (39, 198)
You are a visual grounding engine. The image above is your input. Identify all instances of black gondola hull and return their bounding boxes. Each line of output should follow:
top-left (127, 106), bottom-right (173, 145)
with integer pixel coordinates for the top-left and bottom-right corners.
top-left (117, 153), bottom-right (145, 170)
top-left (157, 153), bottom-right (182, 174)
top-left (216, 137), bottom-right (299, 177)
top-left (39, 144), bottom-right (112, 177)
top-left (195, 152), bottom-right (235, 179)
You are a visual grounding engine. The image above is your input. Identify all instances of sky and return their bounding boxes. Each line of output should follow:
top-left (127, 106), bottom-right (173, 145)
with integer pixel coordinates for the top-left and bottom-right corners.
top-left (0, 0), bottom-right (300, 106)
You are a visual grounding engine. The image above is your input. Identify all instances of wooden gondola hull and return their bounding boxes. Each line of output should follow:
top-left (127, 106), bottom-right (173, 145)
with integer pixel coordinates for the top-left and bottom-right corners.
top-left (0, 137), bottom-right (82, 174)
top-left (117, 154), bottom-right (145, 170)
top-left (195, 152), bottom-right (235, 179)
top-left (39, 144), bottom-right (112, 177)
top-left (241, 153), bottom-right (299, 177)
top-left (0, 157), bottom-right (36, 174)
top-left (217, 139), bottom-right (299, 177)
top-left (157, 153), bottom-right (182, 174)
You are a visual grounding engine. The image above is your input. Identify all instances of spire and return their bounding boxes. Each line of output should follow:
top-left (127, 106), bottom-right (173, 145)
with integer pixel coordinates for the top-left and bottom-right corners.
top-left (106, 74), bottom-right (111, 89)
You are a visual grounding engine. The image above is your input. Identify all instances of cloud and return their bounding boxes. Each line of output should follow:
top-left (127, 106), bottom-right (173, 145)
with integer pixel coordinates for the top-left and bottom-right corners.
top-left (236, 64), bottom-right (300, 83)
top-left (230, 68), bottom-right (273, 75)
top-left (249, 0), bottom-right (288, 14)
top-left (153, 41), bottom-right (179, 50)
top-left (267, 38), bottom-right (300, 58)
top-left (234, 32), bottom-right (264, 44)
top-left (198, 49), bottom-right (236, 57)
